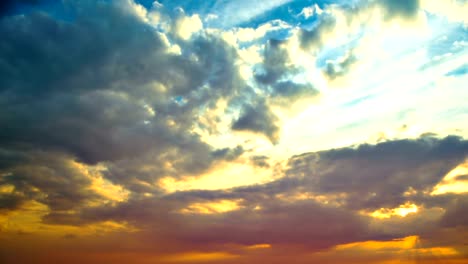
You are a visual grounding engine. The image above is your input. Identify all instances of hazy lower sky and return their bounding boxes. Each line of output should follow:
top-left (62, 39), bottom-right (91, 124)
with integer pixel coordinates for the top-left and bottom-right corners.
top-left (1, 0), bottom-right (467, 263)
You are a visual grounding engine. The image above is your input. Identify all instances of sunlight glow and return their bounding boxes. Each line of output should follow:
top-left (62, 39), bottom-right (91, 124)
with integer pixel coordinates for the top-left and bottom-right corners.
top-left (432, 160), bottom-right (468, 195)
top-left (245, 244), bottom-right (272, 250)
top-left (159, 161), bottom-right (275, 192)
top-left (162, 252), bottom-right (239, 262)
top-left (368, 202), bottom-right (419, 219)
top-left (335, 235), bottom-right (419, 251)
top-left (179, 199), bottom-right (243, 215)
top-left (0, 201), bottom-right (137, 236)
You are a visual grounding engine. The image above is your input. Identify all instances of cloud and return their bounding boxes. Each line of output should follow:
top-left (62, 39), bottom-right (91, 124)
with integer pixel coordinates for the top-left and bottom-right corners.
top-left (255, 39), bottom-right (297, 85)
top-left (250, 155), bottom-right (270, 168)
top-left (323, 51), bottom-right (357, 80)
top-left (2, 132), bottom-right (468, 262)
top-left (232, 100), bottom-right (280, 143)
top-left (1, 1), bottom-right (468, 263)
top-left (439, 194), bottom-right (468, 228)
top-left (176, 200), bottom-right (368, 248)
top-left (0, 5), bottom-right (175, 163)
top-left (285, 136), bottom-right (468, 210)
top-left (254, 38), bottom-right (318, 99)
top-left (50, 135), bottom-right (468, 251)
top-left (0, 0), bottom-right (259, 225)
top-left (0, 0), bottom-right (250, 194)
top-left (212, 146), bottom-right (245, 161)
top-left (378, 0), bottom-right (420, 19)
top-left (0, 152), bottom-right (103, 212)
top-left (209, 0), bottom-right (294, 28)
top-left (299, 14), bottom-right (337, 51)
top-left (63, 187), bottom-right (369, 252)
top-left (0, 193), bottom-right (24, 211)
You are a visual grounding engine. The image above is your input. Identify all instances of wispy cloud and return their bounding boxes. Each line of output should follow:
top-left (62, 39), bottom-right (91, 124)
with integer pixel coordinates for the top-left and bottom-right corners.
top-left (208, 0), bottom-right (294, 28)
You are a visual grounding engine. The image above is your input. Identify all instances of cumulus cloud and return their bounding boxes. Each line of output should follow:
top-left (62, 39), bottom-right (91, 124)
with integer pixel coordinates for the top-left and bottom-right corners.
top-left (0, 0), bottom-right (250, 184)
top-left (0, 0), bottom-right (257, 222)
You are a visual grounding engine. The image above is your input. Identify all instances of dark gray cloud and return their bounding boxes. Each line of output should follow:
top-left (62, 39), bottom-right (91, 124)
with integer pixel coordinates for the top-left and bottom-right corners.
top-left (176, 201), bottom-right (369, 248)
top-left (324, 51), bottom-right (357, 80)
top-left (212, 146), bottom-right (244, 161)
top-left (272, 81), bottom-right (318, 101)
top-left (0, 4), bottom-right (176, 164)
top-left (102, 139), bottom-right (215, 194)
top-left (241, 38), bottom-right (318, 142)
top-left (284, 135), bottom-right (468, 210)
top-left (148, 136), bottom-right (468, 211)
top-left (172, 135), bottom-right (468, 246)
top-left (0, 193), bottom-right (25, 211)
top-left (60, 187), bottom-right (370, 251)
top-left (250, 155), bottom-right (270, 168)
top-left (0, 0), bottom-right (254, 219)
top-left (0, 0), bottom-right (249, 183)
top-left (255, 39), bottom-right (296, 85)
top-left (1, 7), bottom-right (167, 97)
top-left (455, 174), bottom-right (468, 181)
top-left (24, 135), bottom-right (468, 254)
top-left (255, 39), bottom-right (317, 101)
top-left (439, 194), bottom-right (468, 228)
top-left (378, 0), bottom-right (420, 19)
top-left (0, 151), bottom-right (102, 215)
top-left (150, 135), bottom-right (468, 215)
top-left (232, 100), bottom-right (279, 143)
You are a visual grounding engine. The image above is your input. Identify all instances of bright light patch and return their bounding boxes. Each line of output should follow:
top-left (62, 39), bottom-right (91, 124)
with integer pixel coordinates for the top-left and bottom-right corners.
top-left (162, 252), bottom-right (239, 262)
top-left (369, 202), bottom-right (419, 219)
top-left (176, 14), bottom-right (203, 40)
top-left (159, 161), bottom-right (275, 192)
top-left (0, 201), bottom-right (137, 236)
top-left (335, 235), bottom-right (419, 251)
top-left (432, 160), bottom-right (468, 195)
top-left (276, 191), bottom-right (347, 207)
top-left (0, 184), bottom-right (15, 193)
top-left (327, 235), bottom-right (460, 261)
top-left (179, 199), bottom-right (243, 215)
top-left (70, 162), bottom-right (130, 204)
top-left (89, 174), bottom-right (130, 203)
top-left (422, 0), bottom-right (468, 25)
top-left (245, 244), bottom-right (272, 250)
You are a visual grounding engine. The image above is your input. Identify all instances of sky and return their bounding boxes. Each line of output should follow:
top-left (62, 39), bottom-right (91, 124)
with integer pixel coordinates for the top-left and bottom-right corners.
top-left (0, 0), bottom-right (467, 263)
